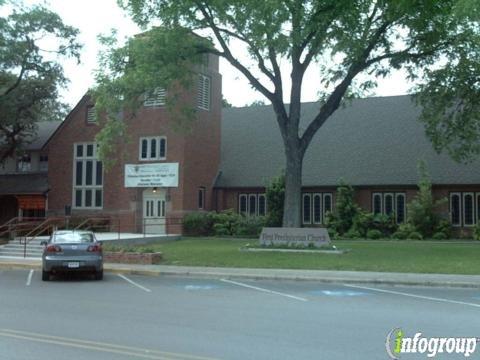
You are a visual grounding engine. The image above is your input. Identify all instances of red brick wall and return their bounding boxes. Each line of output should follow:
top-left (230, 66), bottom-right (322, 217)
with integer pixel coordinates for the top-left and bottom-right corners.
top-left (46, 55), bottom-right (222, 233)
top-left (217, 185), bottom-right (480, 232)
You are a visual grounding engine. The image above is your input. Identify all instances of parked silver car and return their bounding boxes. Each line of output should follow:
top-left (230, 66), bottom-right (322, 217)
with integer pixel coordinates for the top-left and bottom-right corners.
top-left (41, 230), bottom-right (103, 281)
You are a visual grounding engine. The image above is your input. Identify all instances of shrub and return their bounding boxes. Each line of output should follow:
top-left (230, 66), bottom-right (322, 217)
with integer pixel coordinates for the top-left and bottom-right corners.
top-left (210, 209), bottom-right (243, 235)
top-left (265, 173), bottom-right (285, 226)
top-left (334, 181), bottom-right (360, 234)
top-left (344, 228), bottom-right (362, 239)
top-left (366, 229), bottom-right (383, 239)
top-left (434, 219), bottom-right (451, 239)
top-left (391, 223), bottom-right (415, 240)
top-left (473, 223), bottom-right (480, 241)
top-left (407, 161), bottom-right (446, 238)
top-left (236, 216), bottom-right (266, 237)
top-left (327, 227), bottom-right (339, 240)
top-left (432, 232), bottom-right (447, 240)
top-left (408, 231), bottom-right (423, 240)
top-left (391, 231), bottom-right (408, 240)
top-left (183, 212), bottom-right (213, 236)
top-left (212, 223), bottom-right (231, 236)
top-left (351, 210), bottom-right (375, 237)
top-left (372, 214), bottom-right (398, 236)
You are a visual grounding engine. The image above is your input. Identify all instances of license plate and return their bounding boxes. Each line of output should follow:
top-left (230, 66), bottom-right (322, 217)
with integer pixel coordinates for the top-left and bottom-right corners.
top-left (67, 262), bottom-right (80, 268)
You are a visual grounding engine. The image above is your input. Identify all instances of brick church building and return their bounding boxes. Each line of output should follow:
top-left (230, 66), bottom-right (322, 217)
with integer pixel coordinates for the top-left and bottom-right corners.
top-left (2, 51), bottom-right (480, 234)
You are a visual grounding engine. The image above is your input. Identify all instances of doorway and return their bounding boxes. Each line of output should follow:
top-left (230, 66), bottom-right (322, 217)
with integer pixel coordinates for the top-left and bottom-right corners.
top-left (142, 188), bottom-right (166, 234)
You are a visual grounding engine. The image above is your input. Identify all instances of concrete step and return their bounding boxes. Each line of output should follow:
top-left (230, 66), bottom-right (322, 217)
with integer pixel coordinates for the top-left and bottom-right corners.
top-left (0, 240), bottom-right (44, 258)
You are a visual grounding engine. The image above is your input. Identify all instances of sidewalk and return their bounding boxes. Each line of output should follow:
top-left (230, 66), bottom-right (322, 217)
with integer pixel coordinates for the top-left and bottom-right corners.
top-left (1, 257), bottom-right (480, 288)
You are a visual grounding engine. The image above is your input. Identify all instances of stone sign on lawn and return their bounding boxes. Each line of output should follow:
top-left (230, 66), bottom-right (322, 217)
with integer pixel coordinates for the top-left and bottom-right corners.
top-left (259, 227), bottom-right (331, 248)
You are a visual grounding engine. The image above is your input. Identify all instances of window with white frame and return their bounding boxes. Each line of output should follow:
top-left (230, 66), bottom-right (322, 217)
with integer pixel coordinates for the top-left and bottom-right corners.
top-left (197, 74), bottom-right (210, 110)
top-left (371, 192), bottom-right (406, 223)
top-left (198, 187), bottom-right (205, 209)
top-left (73, 143), bottom-right (103, 209)
top-left (238, 193), bottom-right (266, 216)
top-left (372, 193), bottom-right (382, 215)
top-left (302, 192), bottom-right (333, 225)
top-left (144, 87), bottom-right (166, 107)
top-left (463, 192), bottom-right (475, 226)
top-left (395, 193), bottom-right (406, 224)
top-left (139, 136), bottom-right (166, 161)
top-left (86, 105), bottom-right (96, 123)
top-left (448, 191), bottom-right (480, 227)
top-left (450, 192), bottom-right (461, 226)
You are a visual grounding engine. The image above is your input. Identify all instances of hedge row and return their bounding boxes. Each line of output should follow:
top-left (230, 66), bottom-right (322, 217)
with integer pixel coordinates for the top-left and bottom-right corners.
top-left (183, 210), bottom-right (265, 237)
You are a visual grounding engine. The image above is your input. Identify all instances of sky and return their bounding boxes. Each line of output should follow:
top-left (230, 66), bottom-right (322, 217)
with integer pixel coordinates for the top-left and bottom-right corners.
top-left (22, 0), bottom-right (411, 108)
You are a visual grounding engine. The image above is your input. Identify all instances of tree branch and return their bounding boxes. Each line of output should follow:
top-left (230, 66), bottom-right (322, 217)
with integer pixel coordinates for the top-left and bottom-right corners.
top-left (195, 1), bottom-right (275, 102)
top-left (300, 20), bottom-right (393, 152)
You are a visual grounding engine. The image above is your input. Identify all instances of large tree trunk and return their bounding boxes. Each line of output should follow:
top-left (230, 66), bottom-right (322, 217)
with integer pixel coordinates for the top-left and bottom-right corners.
top-left (282, 146), bottom-right (304, 227)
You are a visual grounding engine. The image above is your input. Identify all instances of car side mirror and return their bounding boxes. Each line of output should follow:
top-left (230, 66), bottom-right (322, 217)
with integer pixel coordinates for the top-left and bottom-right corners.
top-left (40, 241), bottom-right (47, 246)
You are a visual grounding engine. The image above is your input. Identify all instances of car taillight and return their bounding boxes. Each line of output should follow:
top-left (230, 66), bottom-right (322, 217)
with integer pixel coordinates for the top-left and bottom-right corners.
top-left (87, 244), bottom-right (102, 252)
top-left (46, 245), bottom-right (62, 253)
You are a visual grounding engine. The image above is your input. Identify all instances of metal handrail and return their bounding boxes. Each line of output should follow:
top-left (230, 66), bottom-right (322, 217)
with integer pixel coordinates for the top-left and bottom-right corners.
top-left (0, 217), bottom-right (45, 238)
top-left (21, 217), bottom-right (64, 243)
top-left (74, 216), bottom-right (111, 230)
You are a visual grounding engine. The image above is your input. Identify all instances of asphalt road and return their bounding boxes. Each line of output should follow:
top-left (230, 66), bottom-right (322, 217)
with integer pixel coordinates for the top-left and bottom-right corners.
top-left (1, 269), bottom-right (479, 360)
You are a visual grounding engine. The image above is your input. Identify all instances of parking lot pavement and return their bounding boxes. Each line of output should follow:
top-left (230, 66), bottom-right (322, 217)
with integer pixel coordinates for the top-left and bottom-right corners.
top-left (1, 269), bottom-right (479, 360)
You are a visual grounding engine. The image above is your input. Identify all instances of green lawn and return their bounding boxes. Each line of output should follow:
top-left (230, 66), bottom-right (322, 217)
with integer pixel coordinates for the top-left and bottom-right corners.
top-left (104, 237), bottom-right (480, 275)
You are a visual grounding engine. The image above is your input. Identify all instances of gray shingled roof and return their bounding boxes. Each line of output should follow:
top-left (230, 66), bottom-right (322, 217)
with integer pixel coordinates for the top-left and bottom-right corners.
top-left (26, 121), bottom-right (62, 150)
top-left (0, 173), bottom-right (48, 195)
top-left (217, 95), bottom-right (480, 188)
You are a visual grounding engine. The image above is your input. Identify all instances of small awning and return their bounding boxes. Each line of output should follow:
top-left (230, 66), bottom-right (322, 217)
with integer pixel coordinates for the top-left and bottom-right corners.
top-left (0, 173), bottom-right (48, 195)
top-left (17, 195), bottom-right (46, 210)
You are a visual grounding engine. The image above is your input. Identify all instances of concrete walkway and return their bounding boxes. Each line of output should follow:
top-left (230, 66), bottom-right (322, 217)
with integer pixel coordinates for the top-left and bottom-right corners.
top-left (1, 257), bottom-right (480, 288)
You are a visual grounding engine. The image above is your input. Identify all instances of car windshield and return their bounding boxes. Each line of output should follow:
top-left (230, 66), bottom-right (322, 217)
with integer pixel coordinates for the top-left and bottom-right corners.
top-left (52, 233), bottom-right (94, 243)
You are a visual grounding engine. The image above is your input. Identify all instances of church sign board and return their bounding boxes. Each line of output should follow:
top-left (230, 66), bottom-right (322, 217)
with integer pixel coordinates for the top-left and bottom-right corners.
top-left (260, 227), bottom-right (331, 248)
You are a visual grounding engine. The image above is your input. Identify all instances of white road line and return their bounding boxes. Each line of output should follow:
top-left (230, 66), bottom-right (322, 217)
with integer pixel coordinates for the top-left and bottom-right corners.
top-left (117, 274), bottom-right (152, 293)
top-left (220, 279), bottom-right (308, 302)
top-left (26, 270), bottom-right (34, 287)
top-left (344, 284), bottom-right (480, 309)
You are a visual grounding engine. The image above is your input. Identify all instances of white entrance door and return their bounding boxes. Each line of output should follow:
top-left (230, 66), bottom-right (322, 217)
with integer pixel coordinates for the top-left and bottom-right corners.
top-left (143, 189), bottom-right (166, 234)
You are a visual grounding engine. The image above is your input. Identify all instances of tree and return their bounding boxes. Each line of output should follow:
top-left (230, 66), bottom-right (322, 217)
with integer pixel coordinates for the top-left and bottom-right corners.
top-left (407, 161), bottom-right (446, 237)
top-left (222, 97), bottom-right (233, 108)
top-left (97, 0), bottom-right (478, 227)
top-left (246, 100), bottom-right (266, 107)
top-left (0, 2), bottom-right (81, 161)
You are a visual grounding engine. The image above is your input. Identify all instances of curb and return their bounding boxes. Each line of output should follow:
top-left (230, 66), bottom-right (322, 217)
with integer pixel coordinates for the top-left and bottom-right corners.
top-left (1, 260), bottom-right (480, 288)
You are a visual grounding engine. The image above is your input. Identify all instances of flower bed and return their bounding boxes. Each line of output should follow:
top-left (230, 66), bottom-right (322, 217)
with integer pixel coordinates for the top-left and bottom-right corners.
top-left (104, 251), bottom-right (163, 265)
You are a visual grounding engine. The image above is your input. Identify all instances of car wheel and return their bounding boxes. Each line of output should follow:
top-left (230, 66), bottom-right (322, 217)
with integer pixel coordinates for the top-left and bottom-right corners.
top-left (42, 270), bottom-right (50, 281)
top-left (95, 270), bottom-right (103, 281)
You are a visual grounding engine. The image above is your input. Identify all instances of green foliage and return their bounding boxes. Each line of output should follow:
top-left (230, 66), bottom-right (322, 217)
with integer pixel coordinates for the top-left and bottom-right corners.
top-left (112, 0), bottom-right (477, 227)
top-left (435, 219), bottom-right (452, 239)
top-left (473, 223), bottom-right (480, 241)
top-left (0, 3), bottom-right (80, 161)
top-left (93, 27), bottom-right (209, 165)
top-left (366, 229), bottom-right (383, 240)
top-left (372, 214), bottom-right (398, 237)
top-left (236, 217), bottom-right (266, 237)
top-left (331, 181), bottom-right (359, 235)
top-left (344, 228), bottom-right (362, 239)
top-left (351, 210), bottom-right (374, 237)
top-left (407, 161), bottom-right (447, 238)
top-left (432, 232), bottom-right (448, 240)
top-left (183, 212), bottom-right (213, 236)
top-left (265, 173), bottom-right (285, 227)
top-left (184, 210), bottom-right (265, 237)
top-left (408, 232), bottom-right (423, 240)
top-left (392, 223), bottom-right (417, 240)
